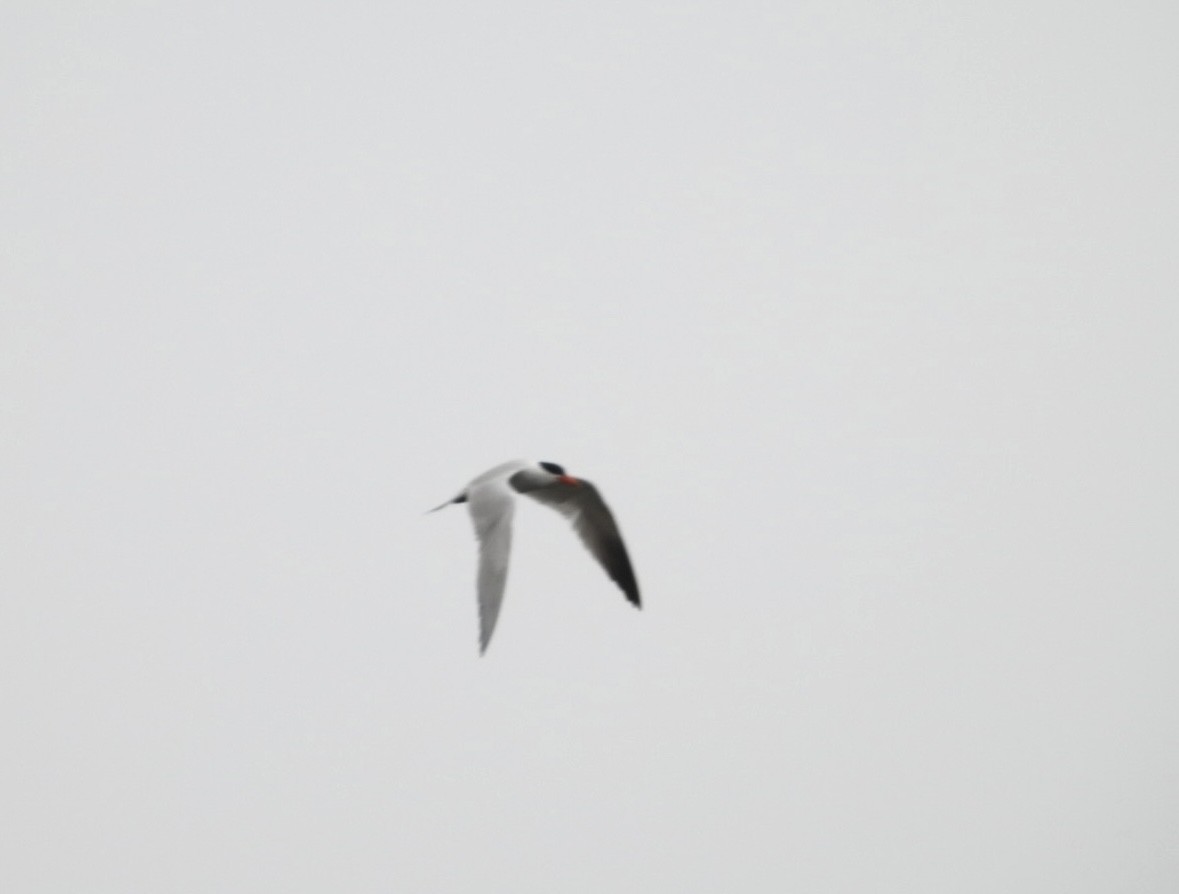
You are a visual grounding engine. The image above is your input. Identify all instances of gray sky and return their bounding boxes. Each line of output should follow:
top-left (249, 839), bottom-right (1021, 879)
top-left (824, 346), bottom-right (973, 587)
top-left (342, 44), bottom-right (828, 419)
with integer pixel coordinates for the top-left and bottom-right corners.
top-left (3, 3), bottom-right (1177, 892)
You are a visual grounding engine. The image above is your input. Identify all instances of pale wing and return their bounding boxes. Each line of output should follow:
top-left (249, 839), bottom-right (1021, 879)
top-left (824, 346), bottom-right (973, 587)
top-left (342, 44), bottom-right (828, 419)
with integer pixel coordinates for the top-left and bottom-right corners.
top-left (466, 483), bottom-right (517, 653)
top-left (523, 480), bottom-right (641, 608)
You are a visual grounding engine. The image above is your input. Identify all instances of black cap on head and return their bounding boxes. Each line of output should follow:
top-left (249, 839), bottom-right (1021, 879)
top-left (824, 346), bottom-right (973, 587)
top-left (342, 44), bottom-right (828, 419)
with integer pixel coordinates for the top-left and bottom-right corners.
top-left (538, 461), bottom-right (565, 476)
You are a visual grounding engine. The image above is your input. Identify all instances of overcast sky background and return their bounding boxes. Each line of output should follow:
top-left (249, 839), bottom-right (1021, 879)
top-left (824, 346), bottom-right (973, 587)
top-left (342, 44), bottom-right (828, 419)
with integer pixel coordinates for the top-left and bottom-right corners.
top-left (3, 3), bottom-right (1177, 892)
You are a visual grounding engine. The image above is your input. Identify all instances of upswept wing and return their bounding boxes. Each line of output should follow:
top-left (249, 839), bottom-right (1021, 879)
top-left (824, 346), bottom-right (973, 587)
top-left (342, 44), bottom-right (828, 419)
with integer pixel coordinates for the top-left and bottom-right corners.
top-left (520, 479), bottom-right (641, 608)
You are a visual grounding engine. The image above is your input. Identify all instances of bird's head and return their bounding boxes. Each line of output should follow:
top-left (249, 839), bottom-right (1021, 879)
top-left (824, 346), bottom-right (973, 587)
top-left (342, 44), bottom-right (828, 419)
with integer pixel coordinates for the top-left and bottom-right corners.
top-left (538, 460), bottom-right (581, 487)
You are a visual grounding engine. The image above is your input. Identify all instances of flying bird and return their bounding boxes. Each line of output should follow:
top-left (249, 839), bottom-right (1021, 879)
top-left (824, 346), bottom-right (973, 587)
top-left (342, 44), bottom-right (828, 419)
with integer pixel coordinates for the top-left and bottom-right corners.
top-left (432, 459), bottom-right (641, 653)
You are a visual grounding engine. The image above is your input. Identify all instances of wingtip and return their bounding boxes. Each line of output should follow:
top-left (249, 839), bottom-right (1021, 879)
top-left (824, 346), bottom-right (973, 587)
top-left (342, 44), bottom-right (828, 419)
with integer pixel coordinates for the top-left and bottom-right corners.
top-left (621, 579), bottom-right (641, 609)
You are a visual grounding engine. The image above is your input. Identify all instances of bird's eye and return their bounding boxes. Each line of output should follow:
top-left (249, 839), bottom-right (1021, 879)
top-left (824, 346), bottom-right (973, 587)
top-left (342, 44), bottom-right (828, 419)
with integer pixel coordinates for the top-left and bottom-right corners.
top-left (539, 461), bottom-right (565, 476)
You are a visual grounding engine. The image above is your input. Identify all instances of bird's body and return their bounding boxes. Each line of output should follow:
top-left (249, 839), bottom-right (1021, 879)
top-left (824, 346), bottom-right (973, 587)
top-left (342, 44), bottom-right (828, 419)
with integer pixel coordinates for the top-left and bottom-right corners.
top-left (433, 459), bottom-right (640, 653)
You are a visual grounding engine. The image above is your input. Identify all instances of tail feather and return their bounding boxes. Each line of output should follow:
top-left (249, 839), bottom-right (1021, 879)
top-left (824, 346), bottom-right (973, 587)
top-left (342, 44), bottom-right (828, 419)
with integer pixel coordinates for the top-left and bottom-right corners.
top-left (426, 493), bottom-right (467, 514)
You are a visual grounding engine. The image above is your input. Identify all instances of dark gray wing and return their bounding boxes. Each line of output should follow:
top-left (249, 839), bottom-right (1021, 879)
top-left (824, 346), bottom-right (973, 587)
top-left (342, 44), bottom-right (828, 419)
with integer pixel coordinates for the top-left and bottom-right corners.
top-left (521, 479), bottom-right (641, 608)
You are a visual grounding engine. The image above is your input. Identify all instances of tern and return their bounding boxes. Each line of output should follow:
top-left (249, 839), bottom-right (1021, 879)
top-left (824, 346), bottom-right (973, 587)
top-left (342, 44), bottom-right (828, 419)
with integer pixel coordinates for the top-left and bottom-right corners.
top-left (432, 459), bottom-right (641, 653)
